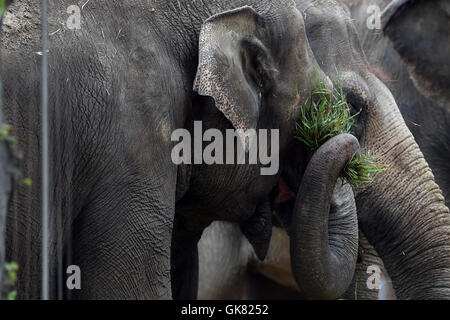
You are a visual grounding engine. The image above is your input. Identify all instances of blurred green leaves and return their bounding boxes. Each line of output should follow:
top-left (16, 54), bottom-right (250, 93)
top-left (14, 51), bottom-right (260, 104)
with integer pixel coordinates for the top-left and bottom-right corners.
top-left (0, 0), bottom-right (5, 17)
top-left (3, 262), bottom-right (19, 300)
top-left (0, 123), bottom-right (18, 146)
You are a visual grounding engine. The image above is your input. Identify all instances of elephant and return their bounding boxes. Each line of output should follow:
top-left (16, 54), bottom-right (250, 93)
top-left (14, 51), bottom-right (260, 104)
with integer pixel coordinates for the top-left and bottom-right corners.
top-left (198, 221), bottom-right (395, 300)
top-left (1, 0), bottom-right (449, 299)
top-left (199, 0), bottom-right (450, 301)
top-left (291, 0), bottom-right (450, 299)
top-left (341, 0), bottom-right (450, 208)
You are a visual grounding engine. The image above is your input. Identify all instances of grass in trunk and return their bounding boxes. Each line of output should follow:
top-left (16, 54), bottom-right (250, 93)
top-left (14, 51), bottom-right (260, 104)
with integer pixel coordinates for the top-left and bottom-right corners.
top-left (295, 73), bottom-right (387, 191)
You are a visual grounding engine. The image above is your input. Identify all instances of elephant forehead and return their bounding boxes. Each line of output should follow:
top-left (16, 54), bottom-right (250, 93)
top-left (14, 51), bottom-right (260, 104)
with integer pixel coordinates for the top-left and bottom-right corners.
top-left (299, 0), bottom-right (367, 70)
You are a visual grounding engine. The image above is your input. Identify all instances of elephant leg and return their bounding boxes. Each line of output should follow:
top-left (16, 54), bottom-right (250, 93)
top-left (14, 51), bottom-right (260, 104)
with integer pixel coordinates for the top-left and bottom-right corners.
top-left (171, 239), bottom-right (199, 300)
top-left (69, 172), bottom-right (176, 300)
top-left (171, 214), bottom-right (206, 300)
top-left (198, 221), bottom-right (253, 300)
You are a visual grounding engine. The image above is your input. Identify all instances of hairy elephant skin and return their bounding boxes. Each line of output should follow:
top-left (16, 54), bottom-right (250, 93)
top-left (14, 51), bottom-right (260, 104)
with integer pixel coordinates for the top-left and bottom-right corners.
top-left (1, 0), bottom-right (449, 299)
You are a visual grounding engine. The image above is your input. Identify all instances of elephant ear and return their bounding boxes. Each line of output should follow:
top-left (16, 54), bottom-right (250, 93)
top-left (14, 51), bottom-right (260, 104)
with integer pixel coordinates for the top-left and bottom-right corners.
top-left (193, 6), bottom-right (277, 141)
top-left (382, 0), bottom-right (450, 105)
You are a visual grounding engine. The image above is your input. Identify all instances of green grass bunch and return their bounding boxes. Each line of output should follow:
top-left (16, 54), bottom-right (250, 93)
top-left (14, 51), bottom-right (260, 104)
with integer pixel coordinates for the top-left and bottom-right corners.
top-left (2, 262), bottom-right (18, 300)
top-left (295, 72), bottom-right (388, 190)
top-left (295, 74), bottom-right (356, 152)
top-left (342, 153), bottom-right (388, 190)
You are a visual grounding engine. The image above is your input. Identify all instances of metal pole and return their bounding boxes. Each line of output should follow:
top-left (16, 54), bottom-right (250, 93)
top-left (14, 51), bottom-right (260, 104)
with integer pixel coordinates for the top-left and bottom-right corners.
top-left (41, 0), bottom-right (49, 300)
top-left (0, 0), bottom-right (5, 295)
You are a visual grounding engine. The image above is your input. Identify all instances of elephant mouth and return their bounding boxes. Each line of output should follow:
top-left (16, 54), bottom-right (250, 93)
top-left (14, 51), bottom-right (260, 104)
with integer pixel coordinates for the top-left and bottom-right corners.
top-left (269, 175), bottom-right (297, 230)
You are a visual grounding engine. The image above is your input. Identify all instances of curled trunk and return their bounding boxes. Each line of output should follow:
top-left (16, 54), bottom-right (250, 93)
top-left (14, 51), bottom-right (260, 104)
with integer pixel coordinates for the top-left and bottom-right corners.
top-left (290, 133), bottom-right (359, 299)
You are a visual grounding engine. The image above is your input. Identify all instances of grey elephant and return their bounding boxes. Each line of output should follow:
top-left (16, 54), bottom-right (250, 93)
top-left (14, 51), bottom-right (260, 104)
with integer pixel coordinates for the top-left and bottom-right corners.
top-left (341, 0), bottom-right (450, 208)
top-left (1, 0), bottom-right (449, 299)
top-left (198, 0), bottom-right (450, 301)
top-left (198, 221), bottom-right (395, 300)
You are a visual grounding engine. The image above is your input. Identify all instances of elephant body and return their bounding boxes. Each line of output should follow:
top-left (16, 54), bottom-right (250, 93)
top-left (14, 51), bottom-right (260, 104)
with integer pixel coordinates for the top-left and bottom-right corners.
top-left (1, 0), bottom-right (449, 299)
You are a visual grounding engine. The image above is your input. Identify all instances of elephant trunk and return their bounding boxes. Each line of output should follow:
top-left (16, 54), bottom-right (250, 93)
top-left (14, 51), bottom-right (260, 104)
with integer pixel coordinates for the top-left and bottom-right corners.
top-left (290, 133), bottom-right (359, 299)
top-left (353, 76), bottom-right (450, 299)
top-left (357, 117), bottom-right (450, 299)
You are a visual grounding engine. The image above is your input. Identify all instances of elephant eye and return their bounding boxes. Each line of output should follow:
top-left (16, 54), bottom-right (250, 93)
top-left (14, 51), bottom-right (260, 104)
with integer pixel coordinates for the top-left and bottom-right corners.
top-left (347, 102), bottom-right (364, 140)
top-left (347, 102), bottom-right (360, 118)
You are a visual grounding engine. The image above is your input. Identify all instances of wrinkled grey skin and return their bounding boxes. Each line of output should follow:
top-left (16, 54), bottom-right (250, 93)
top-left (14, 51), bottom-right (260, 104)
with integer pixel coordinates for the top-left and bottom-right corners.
top-left (341, 235), bottom-right (395, 300)
top-left (294, 0), bottom-right (450, 299)
top-left (200, 0), bottom-right (449, 300)
top-left (198, 221), bottom-right (395, 300)
top-left (1, 0), bottom-right (449, 299)
top-left (198, 181), bottom-right (392, 300)
top-left (343, 0), bottom-right (450, 212)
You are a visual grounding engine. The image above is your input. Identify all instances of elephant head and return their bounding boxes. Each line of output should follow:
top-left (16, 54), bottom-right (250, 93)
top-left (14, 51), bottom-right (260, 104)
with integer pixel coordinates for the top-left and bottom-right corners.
top-left (189, 3), bottom-right (361, 299)
top-left (288, 0), bottom-right (450, 299)
top-left (189, 0), bottom-right (450, 299)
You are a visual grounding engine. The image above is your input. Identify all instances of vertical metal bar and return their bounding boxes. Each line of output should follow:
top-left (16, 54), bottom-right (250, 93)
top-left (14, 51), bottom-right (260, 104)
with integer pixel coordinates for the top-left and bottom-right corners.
top-left (0, 2), bottom-right (4, 126)
top-left (0, 0), bottom-right (4, 295)
top-left (40, 0), bottom-right (49, 300)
